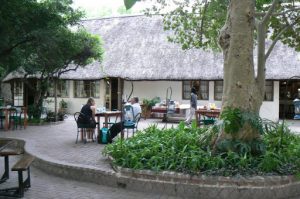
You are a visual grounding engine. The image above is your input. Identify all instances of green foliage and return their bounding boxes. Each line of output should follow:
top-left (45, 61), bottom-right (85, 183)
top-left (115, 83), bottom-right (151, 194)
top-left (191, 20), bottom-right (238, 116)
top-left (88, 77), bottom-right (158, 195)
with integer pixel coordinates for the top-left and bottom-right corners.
top-left (0, 0), bottom-right (85, 76)
top-left (104, 121), bottom-right (300, 176)
top-left (141, 0), bottom-right (300, 52)
top-left (124, 0), bottom-right (140, 10)
top-left (220, 107), bottom-right (264, 135)
top-left (28, 104), bottom-right (43, 120)
top-left (142, 97), bottom-right (160, 110)
top-left (59, 99), bottom-right (68, 109)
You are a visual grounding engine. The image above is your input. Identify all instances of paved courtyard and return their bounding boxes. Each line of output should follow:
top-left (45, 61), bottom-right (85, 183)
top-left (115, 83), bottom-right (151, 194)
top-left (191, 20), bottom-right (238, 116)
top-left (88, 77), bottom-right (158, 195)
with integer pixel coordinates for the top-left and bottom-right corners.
top-left (0, 116), bottom-right (300, 199)
top-left (0, 116), bottom-right (180, 199)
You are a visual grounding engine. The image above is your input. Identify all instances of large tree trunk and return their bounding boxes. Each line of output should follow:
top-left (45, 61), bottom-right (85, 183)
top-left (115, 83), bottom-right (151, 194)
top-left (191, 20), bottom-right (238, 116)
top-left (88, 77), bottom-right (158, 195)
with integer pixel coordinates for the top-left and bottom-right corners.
top-left (217, 0), bottom-right (264, 142)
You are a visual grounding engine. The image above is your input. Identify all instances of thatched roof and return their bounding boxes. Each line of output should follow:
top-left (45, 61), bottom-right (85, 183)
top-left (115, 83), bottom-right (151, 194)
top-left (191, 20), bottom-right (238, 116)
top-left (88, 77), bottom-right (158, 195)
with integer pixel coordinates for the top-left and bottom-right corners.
top-left (3, 15), bottom-right (300, 82)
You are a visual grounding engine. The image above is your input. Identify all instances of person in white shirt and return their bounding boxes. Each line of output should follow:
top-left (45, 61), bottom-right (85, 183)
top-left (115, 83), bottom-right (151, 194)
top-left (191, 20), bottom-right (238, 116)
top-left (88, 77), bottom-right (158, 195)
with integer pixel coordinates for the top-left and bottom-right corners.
top-left (108, 97), bottom-right (141, 143)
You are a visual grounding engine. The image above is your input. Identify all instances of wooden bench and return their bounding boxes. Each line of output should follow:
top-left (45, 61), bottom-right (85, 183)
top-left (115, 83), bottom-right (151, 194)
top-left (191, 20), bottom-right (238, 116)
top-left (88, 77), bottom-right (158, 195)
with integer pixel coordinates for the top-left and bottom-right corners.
top-left (0, 149), bottom-right (22, 183)
top-left (0, 154), bottom-right (35, 198)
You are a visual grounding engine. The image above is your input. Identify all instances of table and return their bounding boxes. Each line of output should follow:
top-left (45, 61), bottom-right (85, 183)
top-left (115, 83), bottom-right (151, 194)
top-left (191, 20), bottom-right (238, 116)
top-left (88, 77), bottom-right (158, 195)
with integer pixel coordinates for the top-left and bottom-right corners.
top-left (0, 107), bottom-right (28, 131)
top-left (95, 111), bottom-right (122, 133)
top-left (195, 109), bottom-right (221, 127)
top-left (0, 139), bottom-right (13, 184)
top-left (151, 106), bottom-right (180, 114)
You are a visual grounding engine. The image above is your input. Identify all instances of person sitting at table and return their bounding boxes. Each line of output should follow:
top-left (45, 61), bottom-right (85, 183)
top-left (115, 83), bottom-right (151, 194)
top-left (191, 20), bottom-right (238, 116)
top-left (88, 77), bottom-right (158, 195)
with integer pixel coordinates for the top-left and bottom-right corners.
top-left (185, 87), bottom-right (197, 125)
top-left (78, 98), bottom-right (97, 143)
top-left (108, 97), bottom-right (141, 143)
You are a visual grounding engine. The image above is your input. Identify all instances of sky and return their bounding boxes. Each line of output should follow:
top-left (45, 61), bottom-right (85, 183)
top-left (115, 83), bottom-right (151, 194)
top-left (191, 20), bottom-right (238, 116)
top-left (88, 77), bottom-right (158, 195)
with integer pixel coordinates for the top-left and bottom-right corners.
top-left (72, 0), bottom-right (150, 18)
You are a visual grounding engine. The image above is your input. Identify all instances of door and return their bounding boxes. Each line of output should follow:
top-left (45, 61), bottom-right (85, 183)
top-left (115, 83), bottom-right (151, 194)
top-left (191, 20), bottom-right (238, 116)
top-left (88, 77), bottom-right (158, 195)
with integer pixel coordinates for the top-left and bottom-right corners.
top-left (110, 78), bottom-right (119, 110)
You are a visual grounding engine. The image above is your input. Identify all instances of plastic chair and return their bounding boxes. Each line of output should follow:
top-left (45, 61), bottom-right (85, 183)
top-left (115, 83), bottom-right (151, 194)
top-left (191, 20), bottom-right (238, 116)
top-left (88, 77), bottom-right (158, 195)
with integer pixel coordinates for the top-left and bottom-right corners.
top-left (9, 107), bottom-right (23, 130)
top-left (124, 112), bottom-right (141, 138)
top-left (74, 112), bottom-right (96, 144)
top-left (0, 110), bottom-right (5, 129)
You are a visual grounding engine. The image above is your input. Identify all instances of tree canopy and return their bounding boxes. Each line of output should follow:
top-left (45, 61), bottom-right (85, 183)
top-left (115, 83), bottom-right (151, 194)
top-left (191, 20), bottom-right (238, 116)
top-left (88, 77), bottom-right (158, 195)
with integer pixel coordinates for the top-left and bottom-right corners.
top-left (126, 0), bottom-right (300, 51)
top-left (0, 0), bottom-right (104, 78)
top-left (0, 0), bottom-right (104, 119)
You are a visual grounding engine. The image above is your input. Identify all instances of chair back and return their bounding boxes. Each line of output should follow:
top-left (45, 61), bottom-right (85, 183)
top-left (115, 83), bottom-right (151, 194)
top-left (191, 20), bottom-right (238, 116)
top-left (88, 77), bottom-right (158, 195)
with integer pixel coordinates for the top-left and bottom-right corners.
top-left (133, 112), bottom-right (141, 129)
top-left (74, 112), bottom-right (81, 123)
top-left (124, 105), bottom-right (134, 121)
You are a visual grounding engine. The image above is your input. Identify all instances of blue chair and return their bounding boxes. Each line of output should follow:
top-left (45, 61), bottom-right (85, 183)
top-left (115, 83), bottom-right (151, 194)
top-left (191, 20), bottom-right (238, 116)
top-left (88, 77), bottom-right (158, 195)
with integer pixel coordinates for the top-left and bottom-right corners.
top-left (124, 112), bottom-right (141, 138)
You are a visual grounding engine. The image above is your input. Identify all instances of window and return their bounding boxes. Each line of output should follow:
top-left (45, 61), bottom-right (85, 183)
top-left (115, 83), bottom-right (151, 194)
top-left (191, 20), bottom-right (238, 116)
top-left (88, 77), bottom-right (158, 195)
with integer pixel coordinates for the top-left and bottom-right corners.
top-left (214, 81), bottom-right (223, 101)
top-left (48, 80), bottom-right (69, 97)
top-left (264, 81), bottom-right (273, 101)
top-left (182, 81), bottom-right (209, 100)
top-left (13, 81), bottom-right (24, 106)
top-left (74, 80), bottom-right (100, 98)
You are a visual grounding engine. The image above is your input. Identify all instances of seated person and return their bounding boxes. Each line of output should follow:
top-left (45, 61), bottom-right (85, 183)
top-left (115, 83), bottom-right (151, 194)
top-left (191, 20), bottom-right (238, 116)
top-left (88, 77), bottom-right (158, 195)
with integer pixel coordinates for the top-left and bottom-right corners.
top-left (78, 98), bottom-right (96, 143)
top-left (108, 97), bottom-right (141, 143)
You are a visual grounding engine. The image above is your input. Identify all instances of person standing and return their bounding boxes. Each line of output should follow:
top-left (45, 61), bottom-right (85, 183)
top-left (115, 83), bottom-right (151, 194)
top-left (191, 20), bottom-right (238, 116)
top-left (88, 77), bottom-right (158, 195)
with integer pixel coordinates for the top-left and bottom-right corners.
top-left (185, 87), bottom-right (197, 125)
top-left (78, 98), bottom-right (96, 143)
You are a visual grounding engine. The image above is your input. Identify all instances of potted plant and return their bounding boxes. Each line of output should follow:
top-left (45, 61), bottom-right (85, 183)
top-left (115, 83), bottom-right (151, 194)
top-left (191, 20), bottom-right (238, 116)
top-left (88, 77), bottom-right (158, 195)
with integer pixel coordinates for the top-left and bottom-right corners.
top-left (58, 99), bottom-right (68, 117)
top-left (142, 97), bottom-right (160, 119)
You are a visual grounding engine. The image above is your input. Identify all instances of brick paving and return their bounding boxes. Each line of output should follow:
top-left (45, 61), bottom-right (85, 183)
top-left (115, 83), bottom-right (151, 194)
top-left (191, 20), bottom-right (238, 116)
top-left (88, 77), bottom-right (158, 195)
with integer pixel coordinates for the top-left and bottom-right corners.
top-left (0, 116), bottom-right (300, 199)
top-left (0, 117), bottom-right (180, 199)
top-left (0, 155), bottom-right (178, 199)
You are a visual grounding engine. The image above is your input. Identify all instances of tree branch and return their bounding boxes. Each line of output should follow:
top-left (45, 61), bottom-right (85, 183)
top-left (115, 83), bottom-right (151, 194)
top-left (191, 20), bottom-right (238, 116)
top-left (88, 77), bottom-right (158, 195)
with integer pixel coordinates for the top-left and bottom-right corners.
top-left (265, 18), bottom-right (299, 60)
top-left (0, 37), bottom-right (35, 57)
top-left (255, 7), bottom-right (300, 17)
top-left (262, 0), bottom-right (279, 24)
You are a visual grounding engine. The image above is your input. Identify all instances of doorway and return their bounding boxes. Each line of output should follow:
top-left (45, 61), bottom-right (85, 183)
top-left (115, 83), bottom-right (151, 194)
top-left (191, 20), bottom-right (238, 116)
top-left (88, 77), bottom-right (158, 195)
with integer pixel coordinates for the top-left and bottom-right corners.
top-left (279, 80), bottom-right (300, 119)
top-left (110, 78), bottom-right (119, 110)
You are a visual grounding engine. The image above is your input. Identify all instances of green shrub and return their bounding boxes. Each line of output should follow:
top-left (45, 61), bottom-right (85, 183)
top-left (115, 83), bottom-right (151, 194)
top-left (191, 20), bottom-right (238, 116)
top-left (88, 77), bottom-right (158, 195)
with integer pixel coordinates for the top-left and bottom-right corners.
top-left (103, 120), bottom-right (300, 176)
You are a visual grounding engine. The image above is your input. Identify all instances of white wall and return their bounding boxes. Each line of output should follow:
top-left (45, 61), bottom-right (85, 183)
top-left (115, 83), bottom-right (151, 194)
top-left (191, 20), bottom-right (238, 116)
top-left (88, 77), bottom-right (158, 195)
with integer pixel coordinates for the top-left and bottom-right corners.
top-left (46, 80), bottom-right (106, 114)
top-left (259, 81), bottom-right (279, 121)
top-left (124, 81), bottom-right (222, 107)
top-left (124, 80), bottom-right (279, 121)
top-left (42, 79), bottom-right (279, 121)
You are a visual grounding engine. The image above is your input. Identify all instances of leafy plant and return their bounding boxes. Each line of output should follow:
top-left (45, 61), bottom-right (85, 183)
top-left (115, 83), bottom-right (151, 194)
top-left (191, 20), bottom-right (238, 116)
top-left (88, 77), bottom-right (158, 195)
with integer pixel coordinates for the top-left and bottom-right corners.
top-left (220, 107), bottom-right (264, 135)
top-left (103, 120), bottom-right (300, 176)
top-left (142, 97), bottom-right (160, 110)
top-left (59, 99), bottom-right (68, 109)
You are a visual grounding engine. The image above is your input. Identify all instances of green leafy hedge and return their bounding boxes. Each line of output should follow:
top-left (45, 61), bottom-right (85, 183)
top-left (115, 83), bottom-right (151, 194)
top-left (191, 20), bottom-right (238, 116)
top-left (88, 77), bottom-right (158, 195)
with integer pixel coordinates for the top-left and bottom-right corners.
top-left (103, 121), bottom-right (300, 176)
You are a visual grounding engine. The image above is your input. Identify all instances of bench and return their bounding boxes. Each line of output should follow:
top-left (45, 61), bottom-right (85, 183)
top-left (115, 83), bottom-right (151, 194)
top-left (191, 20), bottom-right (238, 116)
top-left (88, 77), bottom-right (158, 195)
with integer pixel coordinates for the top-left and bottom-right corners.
top-left (0, 154), bottom-right (35, 198)
top-left (0, 149), bottom-right (22, 183)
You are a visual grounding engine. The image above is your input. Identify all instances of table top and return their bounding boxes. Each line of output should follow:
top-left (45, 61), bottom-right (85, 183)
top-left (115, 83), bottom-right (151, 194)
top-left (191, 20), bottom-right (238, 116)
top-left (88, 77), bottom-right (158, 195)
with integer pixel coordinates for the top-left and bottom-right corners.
top-left (0, 140), bottom-right (12, 151)
top-left (95, 111), bottom-right (122, 116)
top-left (197, 108), bottom-right (221, 112)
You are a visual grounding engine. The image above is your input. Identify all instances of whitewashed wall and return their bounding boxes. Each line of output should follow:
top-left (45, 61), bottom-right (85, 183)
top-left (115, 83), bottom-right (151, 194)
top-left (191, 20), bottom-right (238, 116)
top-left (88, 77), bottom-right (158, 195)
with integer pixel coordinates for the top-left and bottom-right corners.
top-left (259, 81), bottom-right (279, 121)
top-left (46, 80), bottom-right (106, 114)
top-left (124, 80), bottom-right (279, 121)
top-left (42, 79), bottom-right (279, 121)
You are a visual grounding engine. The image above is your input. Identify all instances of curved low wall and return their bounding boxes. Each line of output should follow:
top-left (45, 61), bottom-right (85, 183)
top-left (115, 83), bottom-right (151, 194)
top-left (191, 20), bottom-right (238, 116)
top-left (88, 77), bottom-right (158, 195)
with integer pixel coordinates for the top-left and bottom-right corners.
top-left (5, 138), bottom-right (300, 199)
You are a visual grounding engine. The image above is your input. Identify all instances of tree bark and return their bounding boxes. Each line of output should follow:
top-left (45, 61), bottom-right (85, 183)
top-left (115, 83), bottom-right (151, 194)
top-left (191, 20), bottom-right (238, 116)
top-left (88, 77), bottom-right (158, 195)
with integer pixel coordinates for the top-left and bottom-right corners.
top-left (217, 0), bottom-right (263, 142)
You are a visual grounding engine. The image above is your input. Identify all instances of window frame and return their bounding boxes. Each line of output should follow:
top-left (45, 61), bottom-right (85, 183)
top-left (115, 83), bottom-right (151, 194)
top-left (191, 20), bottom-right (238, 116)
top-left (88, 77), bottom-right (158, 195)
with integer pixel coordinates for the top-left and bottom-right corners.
top-left (74, 80), bottom-right (100, 98)
top-left (214, 80), bottom-right (223, 101)
top-left (182, 80), bottom-right (209, 100)
top-left (264, 80), bottom-right (274, 101)
top-left (13, 81), bottom-right (24, 106)
top-left (48, 80), bottom-right (69, 98)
